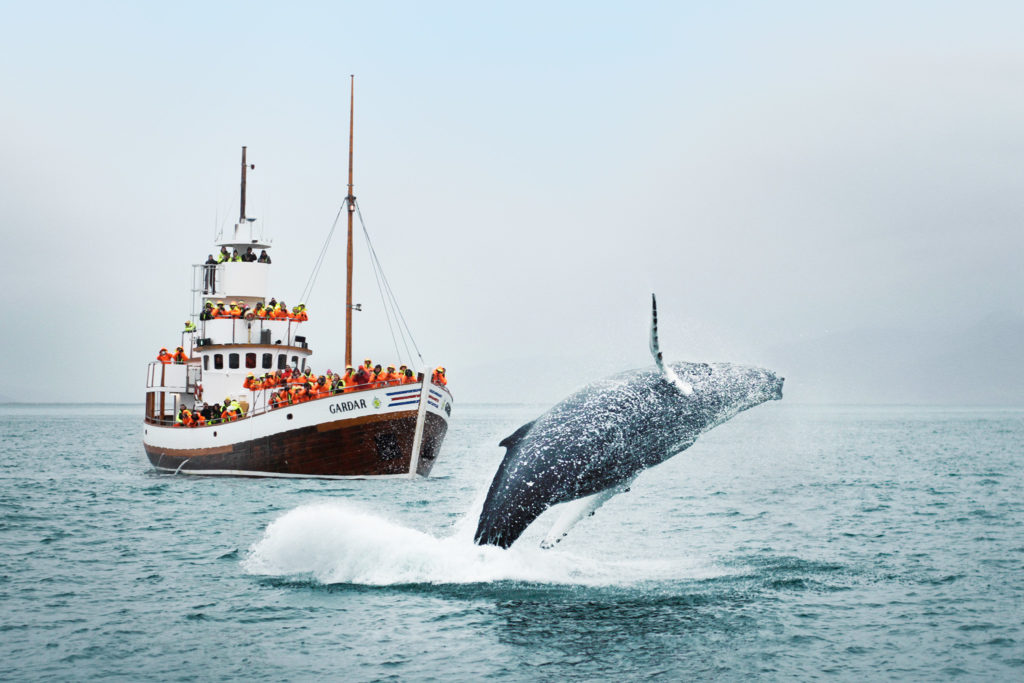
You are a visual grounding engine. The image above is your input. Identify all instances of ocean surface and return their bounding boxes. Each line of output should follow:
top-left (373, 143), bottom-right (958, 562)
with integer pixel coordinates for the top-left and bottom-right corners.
top-left (1, 402), bottom-right (1021, 681)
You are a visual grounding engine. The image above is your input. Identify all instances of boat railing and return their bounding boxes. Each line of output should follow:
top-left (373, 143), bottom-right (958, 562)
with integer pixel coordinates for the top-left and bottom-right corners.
top-left (147, 374), bottom-right (449, 428)
top-left (197, 317), bottom-right (307, 348)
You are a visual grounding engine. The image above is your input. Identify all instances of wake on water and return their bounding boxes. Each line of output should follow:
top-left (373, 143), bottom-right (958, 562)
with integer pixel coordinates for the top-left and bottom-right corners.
top-left (242, 500), bottom-right (725, 587)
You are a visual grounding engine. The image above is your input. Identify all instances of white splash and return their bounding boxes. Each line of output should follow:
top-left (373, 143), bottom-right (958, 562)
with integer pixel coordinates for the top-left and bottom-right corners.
top-left (242, 501), bottom-right (721, 586)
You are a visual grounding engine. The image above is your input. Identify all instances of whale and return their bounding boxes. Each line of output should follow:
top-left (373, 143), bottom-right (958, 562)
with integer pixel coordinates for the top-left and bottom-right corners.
top-left (473, 295), bottom-right (784, 549)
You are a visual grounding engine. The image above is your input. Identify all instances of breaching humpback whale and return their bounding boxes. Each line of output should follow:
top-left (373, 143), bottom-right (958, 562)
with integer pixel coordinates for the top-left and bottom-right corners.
top-left (473, 295), bottom-right (784, 549)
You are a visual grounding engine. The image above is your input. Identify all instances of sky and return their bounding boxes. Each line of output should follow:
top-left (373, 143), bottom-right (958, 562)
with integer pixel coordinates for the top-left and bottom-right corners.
top-left (2, 1), bottom-right (1022, 404)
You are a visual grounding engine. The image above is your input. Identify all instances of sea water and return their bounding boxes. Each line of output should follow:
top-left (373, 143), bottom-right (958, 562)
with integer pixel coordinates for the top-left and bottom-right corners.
top-left (0, 403), bottom-right (1021, 681)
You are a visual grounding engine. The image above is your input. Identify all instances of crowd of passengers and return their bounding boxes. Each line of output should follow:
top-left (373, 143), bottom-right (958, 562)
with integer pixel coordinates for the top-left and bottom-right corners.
top-left (175, 398), bottom-right (245, 427)
top-left (203, 246), bottom-right (271, 293)
top-left (198, 299), bottom-right (307, 321)
top-left (172, 360), bottom-right (448, 427)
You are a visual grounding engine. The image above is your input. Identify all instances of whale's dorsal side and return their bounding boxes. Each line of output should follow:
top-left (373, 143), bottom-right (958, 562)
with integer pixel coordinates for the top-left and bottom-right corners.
top-left (649, 293), bottom-right (693, 396)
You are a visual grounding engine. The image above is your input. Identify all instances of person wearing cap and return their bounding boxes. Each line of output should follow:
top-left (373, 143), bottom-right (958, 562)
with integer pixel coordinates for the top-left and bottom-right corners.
top-left (199, 301), bottom-right (214, 321)
top-left (381, 364), bottom-right (398, 386)
top-left (243, 373), bottom-right (256, 390)
top-left (431, 366), bottom-right (447, 386)
top-left (216, 246), bottom-right (230, 264)
top-left (242, 247), bottom-right (257, 262)
top-left (342, 366), bottom-right (356, 393)
top-left (258, 250), bottom-right (271, 264)
top-left (184, 320), bottom-right (196, 333)
top-left (172, 346), bottom-right (189, 364)
top-left (362, 358), bottom-right (373, 373)
top-left (156, 347), bottom-right (174, 364)
top-left (230, 249), bottom-right (242, 262)
top-left (293, 304), bottom-right (308, 322)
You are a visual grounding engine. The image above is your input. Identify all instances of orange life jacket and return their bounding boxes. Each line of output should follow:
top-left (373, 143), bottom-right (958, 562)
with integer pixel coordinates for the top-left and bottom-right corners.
top-left (157, 352), bottom-right (173, 364)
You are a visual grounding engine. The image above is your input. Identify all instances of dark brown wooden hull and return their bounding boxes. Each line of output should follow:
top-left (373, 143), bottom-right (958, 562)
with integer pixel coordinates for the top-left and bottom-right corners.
top-left (144, 411), bottom-right (448, 477)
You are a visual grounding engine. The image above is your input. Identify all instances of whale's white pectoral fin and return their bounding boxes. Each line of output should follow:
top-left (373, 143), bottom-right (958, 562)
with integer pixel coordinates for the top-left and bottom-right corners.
top-left (650, 293), bottom-right (692, 396)
top-left (540, 477), bottom-right (636, 549)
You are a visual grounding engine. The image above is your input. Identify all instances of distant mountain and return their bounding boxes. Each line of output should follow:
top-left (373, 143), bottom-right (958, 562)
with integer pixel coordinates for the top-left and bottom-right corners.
top-left (764, 313), bottom-right (1024, 405)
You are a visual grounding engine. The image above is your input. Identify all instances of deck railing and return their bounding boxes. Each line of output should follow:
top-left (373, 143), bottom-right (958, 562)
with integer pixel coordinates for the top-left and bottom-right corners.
top-left (144, 374), bottom-right (447, 427)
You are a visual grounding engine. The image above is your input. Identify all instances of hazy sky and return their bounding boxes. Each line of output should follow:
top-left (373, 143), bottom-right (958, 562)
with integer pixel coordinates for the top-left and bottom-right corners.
top-left (2, 1), bottom-right (1022, 403)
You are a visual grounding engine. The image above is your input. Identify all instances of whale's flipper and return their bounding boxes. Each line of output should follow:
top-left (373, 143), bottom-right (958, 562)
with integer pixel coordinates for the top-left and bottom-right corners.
top-left (540, 476), bottom-right (635, 549)
top-left (650, 294), bottom-right (692, 395)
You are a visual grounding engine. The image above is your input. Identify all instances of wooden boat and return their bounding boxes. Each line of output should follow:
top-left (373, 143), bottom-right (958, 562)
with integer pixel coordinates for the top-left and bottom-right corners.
top-left (142, 78), bottom-right (452, 478)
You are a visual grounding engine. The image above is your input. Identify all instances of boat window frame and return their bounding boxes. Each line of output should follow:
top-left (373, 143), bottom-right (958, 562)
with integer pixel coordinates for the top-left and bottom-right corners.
top-left (214, 354), bottom-right (224, 370)
top-left (229, 353), bottom-right (240, 369)
top-left (277, 354), bottom-right (287, 370)
top-left (245, 352), bottom-right (257, 369)
top-left (262, 353), bottom-right (273, 369)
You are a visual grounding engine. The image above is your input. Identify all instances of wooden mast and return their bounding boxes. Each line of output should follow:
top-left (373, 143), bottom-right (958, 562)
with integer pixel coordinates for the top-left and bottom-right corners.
top-left (345, 76), bottom-right (356, 368)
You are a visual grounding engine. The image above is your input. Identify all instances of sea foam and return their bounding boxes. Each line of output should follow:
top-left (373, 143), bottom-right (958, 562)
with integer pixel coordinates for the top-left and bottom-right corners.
top-left (242, 500), bottom-right (718, 586)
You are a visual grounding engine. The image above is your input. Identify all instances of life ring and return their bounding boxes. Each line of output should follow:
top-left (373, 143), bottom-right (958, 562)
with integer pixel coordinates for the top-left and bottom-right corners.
top-left (194, 383), bottom-right (203, 401)
top-left (244, 311), bottom-right (255, 321)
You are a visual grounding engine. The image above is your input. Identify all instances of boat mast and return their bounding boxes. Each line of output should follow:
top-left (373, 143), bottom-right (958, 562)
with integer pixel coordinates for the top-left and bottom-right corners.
top-left (345, 76), bottom-right (355, 368)
top-left (240, 146), bottom-right (248, 222)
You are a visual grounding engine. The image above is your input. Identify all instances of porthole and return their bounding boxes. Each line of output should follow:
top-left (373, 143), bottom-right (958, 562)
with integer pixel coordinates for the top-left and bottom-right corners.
top-left (213, 431), bottom-right (217, 437)
top-left (287, 413), bottom-right (293, 420)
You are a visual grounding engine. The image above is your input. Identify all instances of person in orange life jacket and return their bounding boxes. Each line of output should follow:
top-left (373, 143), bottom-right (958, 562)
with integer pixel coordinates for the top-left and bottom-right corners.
top-left (258, 250), bottom-right (271, 264)
top-left (243, 373), bottom-right (256, 390)
top-left (370, 364), bottom-right (384, 385)
top-left (342, 366), bottom-right (356, 392)
top-left (253, 302), bottom-right (269, 319)
top-left (172, 347), bottom-right (189, 364)
top-left (431, 367), bottom-right (447, 386)
top-left (204, 254), bottom-right (217, 294)
top-left (381, 365), bottom-right (397, 386)
top-left (213, 301), bottom-right (227, 318)
top-left (292, 304), bottom-right (308, 322)
top-left (354, 365), bottom-right (370, 386)
top-left (193, 412), bottom-right (206, 427)
top-left (403, 368), bottom-right (416, 384)
top-left (175, 406), bottom-right (190, 426)
top-left (362, 358), bottom-right (373, 374)
top-left (156, 347), bottom-right (174, 364)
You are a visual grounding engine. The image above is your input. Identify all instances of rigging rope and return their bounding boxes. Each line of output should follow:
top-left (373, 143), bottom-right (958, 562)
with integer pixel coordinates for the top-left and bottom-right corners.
top-left (299, 203), bottom-right (345, 306)
top-left (355, 200), bottom-right (424, 365)
top-left (298, 198), bottom-right (426, 367)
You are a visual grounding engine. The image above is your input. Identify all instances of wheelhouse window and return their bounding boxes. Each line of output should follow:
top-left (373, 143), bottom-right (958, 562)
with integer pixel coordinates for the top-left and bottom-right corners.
top-left (229, 353), bottom-right (240, 369)
top-left (245, 353), bottom-right (257, 369)
top-left (262, 353), bottom-right (273, 369)
top-left (214, 354), bottom-right (223, 370)
top-left (277, 354), bottom-right (287, 370)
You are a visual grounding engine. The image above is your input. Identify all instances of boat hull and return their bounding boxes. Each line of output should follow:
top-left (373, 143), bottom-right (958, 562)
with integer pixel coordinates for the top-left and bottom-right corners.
top-left (143, 384), bottom-right (452, 478)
